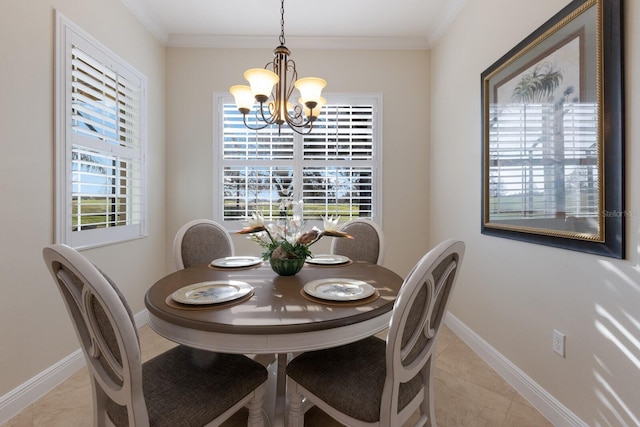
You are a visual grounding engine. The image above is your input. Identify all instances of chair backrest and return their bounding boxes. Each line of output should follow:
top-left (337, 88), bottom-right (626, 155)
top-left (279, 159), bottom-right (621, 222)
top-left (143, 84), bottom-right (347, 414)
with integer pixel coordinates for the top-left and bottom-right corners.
top-left (173, 219), bottom-right (235, 269)
top-left (42, 244), bottom-right (149, 426)
top-left (329, 218), bottom-right (385, 264)
top-left (381, 239), bottom-right (465, 425)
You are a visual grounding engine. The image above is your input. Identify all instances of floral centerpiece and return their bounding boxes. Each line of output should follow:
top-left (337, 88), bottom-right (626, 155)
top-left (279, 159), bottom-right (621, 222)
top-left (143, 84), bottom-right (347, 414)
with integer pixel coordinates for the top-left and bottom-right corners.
top-left (237, 199), bottom-right (352, 275)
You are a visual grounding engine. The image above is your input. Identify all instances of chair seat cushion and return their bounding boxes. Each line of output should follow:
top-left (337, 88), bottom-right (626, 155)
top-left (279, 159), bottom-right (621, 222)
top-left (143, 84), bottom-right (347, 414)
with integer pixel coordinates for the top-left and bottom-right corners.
top-left (107, 346), bottom-right (267, 426)
top-left (286, 336), bottom-right (423, 423)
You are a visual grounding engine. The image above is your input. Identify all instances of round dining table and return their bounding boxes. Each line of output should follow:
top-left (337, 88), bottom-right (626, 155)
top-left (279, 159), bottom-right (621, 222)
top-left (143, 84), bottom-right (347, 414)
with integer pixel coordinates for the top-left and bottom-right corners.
top-left (144, 257), bottom-right (404, 425)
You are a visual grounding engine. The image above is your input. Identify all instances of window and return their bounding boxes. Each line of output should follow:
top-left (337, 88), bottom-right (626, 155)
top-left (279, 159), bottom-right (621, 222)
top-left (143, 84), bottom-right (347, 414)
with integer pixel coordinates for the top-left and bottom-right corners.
top-left (214, 94), bottom-right (381, 228)
top-left (55, 13), bottom-right (147, 249)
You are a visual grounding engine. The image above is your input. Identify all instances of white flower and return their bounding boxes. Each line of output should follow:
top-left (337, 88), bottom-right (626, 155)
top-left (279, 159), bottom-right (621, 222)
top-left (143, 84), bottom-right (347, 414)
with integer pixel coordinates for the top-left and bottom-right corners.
top-left (321, 216), bottom-right (353, 239)
top-left (292, 200), bottom-right (304, 222)
top-left (322, 216), bottom-right (340, 232)
top-left (247, 212), bottom-right (265, 228)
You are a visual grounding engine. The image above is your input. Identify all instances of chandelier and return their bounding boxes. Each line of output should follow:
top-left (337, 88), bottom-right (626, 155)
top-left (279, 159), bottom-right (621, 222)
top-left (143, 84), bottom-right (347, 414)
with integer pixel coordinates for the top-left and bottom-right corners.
top-left (229, 0), bottom-right (327, 135)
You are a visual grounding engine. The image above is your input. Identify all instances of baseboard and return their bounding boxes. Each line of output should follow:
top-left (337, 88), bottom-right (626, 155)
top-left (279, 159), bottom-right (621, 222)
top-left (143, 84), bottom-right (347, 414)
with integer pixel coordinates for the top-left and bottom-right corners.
top-left (0, 309), bottom-right (149, 425)
top-left (444, 312), bottom-right (588, 427)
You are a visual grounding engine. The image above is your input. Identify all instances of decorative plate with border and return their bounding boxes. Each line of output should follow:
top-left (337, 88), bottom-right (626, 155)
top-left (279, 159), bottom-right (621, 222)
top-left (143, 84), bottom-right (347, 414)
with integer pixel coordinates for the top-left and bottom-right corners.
top-left (210, 256), bottom-right (263, 268)
top-left (305, 254), bottom-right (350, 265)
top-left (171, 280), bottom-right (253, 305)
top-left (303, 278), bottom-right (375, 301)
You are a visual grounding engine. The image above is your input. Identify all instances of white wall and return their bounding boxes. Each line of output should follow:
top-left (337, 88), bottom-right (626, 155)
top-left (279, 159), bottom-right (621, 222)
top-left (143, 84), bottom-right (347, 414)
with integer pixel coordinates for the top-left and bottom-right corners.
top-left (0, 0), bottom-right (167, 397)
top-left (431, 0), bottom-right (640, 423)
top-left (164, 47), bottom-right (431, 276)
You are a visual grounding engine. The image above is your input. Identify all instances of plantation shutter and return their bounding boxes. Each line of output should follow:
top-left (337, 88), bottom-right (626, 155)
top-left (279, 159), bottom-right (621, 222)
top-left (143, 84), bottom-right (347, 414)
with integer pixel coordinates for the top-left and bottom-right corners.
top-left (217, 95), bottom-right (379, 225)
top-left (302, 104), bottom-right (375, 218)
top-left (57, 14), bottom-right (147, 249)
top-left (221, 104), bottom-right (296, 220)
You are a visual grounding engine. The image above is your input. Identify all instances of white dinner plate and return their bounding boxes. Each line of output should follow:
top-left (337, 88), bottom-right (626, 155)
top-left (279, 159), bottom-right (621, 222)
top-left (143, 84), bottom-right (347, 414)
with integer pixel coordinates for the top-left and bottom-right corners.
top-left (303, 278), bottom-right (375, 301)
top-left (305, 254), bottom-right (350, 265)
top-left (171, 280), bottom-right (253, 305)
top-left (210, 256), bottom-right (263, 268)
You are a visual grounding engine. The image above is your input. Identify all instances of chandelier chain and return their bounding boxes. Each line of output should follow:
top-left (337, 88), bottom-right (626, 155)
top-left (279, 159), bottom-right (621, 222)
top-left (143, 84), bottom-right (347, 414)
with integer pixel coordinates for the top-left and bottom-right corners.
top-left (279, 0), bottom-right (286, 45)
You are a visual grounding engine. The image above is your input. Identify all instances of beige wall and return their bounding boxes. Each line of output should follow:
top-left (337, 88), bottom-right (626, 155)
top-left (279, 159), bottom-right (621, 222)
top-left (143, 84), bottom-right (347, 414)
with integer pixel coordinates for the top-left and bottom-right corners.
top-left (0, 0), bottom-right (166, 396)
top-left (431, 0), bottom-right (640, 423)
top-left (165, 47), bottom-right (431, 275)
top-left (3, 0), bottom-right (639, 424)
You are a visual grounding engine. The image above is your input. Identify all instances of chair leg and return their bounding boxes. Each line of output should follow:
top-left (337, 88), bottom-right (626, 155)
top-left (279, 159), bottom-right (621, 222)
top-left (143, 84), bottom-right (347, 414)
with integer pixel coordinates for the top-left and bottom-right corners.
top-left (286, 380), bottom-right (305, 427)
top-left (422, 359), bottom-right (435, 427)
top-left (247, 386), bottom-right (266, 427)
top-left (90, 377), bottom-right (109, 427)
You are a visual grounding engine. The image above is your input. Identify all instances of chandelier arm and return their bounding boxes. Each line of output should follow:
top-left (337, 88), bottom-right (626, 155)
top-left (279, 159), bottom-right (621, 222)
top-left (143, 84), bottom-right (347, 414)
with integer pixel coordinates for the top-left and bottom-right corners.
top-left (242, 111), bottom-right (273, 131)
top-left (289, 104), bottom-right (304, 121)
top-left (285, 123), bottom-right (314, 135)
top-left (257, 101), bottom-right (278, 125)
top-left (283, 114), bottom-right (316, 135)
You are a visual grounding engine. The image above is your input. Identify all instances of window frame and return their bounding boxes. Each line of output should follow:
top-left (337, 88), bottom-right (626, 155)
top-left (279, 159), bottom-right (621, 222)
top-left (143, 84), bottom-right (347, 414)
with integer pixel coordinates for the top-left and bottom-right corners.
top-left (55, 12), bottom-right (147, 249)
top-left (213, 93), bottom-right (383, 230)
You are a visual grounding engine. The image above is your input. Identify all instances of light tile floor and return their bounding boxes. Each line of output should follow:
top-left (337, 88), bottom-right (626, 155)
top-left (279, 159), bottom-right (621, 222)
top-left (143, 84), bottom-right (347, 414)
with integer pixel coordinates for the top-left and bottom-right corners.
top-left (2, 324), bottom-right (553, 427)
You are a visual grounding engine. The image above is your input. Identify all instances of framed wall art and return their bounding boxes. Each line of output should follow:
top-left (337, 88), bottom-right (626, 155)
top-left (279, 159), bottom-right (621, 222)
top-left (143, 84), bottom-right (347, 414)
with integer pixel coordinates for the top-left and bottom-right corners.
top-left (481, 0), bottom-right (624, 258)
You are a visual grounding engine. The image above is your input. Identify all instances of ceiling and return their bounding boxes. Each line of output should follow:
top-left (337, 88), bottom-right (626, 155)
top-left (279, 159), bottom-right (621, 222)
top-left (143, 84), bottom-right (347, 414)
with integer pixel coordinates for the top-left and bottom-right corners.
top-left (121, 0), bottom-right (466, 49)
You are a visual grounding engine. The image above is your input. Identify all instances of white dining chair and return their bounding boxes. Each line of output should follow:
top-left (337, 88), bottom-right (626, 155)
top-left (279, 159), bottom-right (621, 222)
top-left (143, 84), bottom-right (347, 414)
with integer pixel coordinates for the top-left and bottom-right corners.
top-left (286, 239), bottom-right (465, 427)
top-left (173, 219), bottom-right (235, 269)
top-left (330, 218), bottom-right (385, 264)
top-left (43, 243), bottom-right (267, 427)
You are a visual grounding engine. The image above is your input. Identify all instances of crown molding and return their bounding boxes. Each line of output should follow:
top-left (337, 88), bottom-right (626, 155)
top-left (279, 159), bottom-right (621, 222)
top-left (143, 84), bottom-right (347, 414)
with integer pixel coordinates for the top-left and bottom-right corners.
top-left (120, 0), bottom-right (170, 44)
top-left (122, 0), bottom-right (468, 50)
top-left (427, 0), bottom-right (468, 47)
top-left (166, 34), bottom-right (430, 50)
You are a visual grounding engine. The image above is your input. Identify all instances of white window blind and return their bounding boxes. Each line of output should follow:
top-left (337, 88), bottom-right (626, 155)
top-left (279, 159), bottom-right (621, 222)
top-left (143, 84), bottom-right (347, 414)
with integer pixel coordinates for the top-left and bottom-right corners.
top-left (215, 95), bottom-right (381, 227)
top-left (56, 13), bottom-right (147, 249)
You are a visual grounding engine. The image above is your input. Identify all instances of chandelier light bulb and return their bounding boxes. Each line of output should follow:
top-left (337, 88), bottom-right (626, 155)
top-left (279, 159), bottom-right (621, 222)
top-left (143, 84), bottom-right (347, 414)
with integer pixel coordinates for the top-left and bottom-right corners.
top-left (229, 85), bottom-right (255, 114)
top-left (294, 77), bottom-right (327, 109)
top-left (300, 96), bottom-right (326, 120)
top-left (244, 68), bottom-right (279, 103)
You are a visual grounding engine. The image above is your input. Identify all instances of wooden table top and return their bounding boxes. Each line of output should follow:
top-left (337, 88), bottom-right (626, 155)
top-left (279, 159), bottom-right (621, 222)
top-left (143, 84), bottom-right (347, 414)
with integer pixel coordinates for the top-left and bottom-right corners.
top-left (145, 260), bottom-right (404, 335)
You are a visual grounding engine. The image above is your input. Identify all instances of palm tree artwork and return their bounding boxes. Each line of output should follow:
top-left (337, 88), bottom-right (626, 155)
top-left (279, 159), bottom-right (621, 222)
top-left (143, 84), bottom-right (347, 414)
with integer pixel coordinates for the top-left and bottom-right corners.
top-left (511, 62), bottom-right (563, 103)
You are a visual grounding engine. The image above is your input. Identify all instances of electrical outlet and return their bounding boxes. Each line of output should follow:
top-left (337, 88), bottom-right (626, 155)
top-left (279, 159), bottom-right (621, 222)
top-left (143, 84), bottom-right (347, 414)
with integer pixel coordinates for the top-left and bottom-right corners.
top-left (553, 329), bottom-right (565, 357)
